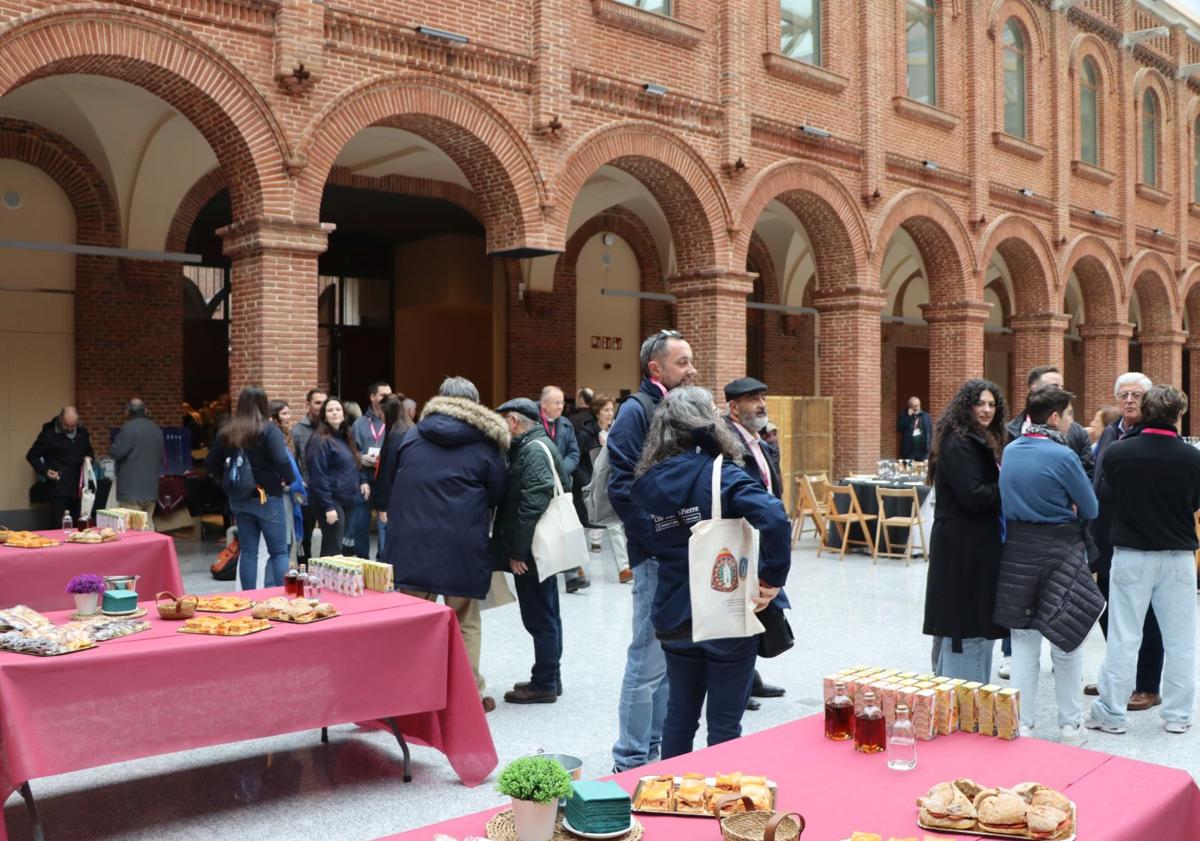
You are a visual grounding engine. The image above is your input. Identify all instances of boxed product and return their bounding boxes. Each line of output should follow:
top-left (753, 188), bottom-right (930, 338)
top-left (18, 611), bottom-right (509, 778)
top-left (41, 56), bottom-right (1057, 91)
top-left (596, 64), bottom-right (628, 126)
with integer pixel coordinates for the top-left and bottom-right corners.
top-left (977, 684), bottom-right (1000, 736)
top-left (995, 687), bottom-right (1021, 740)
top-left (957, 681), bottom-right (982, 733)
top-left (879, 683), bottom-right (901, 728)
top-left (912, 688), bottom-right (937, 740)
top-left (933, 683), bottom-right (958, 736)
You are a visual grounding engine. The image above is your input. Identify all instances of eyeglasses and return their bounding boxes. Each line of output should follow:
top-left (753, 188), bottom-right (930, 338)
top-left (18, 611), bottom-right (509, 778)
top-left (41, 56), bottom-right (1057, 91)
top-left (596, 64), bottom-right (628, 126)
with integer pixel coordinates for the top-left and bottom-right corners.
top-left (649, 328), bottom-right (683, 354)
top-left (1117, 391), bottom-right (1144, 402)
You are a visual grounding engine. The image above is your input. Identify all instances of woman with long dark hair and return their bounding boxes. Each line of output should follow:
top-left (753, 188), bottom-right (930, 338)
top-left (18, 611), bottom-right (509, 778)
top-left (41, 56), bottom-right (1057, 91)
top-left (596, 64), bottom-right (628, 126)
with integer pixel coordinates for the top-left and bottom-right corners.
top-left (204, 386), bottom-right (296, 589)
top-left (924, 378), bottom-right (1009, 683)
top-left (306, 396), bottom-right (362, 555)
top-left (371, 396), bottom-right (408, 555)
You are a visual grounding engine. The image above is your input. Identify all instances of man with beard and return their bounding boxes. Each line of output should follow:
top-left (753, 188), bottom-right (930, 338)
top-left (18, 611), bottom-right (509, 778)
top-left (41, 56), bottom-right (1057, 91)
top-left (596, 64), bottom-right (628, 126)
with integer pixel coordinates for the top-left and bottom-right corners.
top-left (724, 377), bottom-right (788, 710)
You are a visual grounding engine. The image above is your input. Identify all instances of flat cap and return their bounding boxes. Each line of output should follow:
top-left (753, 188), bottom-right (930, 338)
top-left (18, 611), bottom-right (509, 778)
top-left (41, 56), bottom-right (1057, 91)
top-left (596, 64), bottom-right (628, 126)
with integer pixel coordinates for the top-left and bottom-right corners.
top-left (723, 377), bottom-right (769, 402)
top-left (496, 397), bottom-right (540, 422)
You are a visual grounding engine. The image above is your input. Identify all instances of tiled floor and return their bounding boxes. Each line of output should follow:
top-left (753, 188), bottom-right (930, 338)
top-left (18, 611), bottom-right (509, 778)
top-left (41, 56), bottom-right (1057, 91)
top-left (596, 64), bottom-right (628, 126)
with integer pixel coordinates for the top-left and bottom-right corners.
top-left (2, 532), bottom-right (1197, 840)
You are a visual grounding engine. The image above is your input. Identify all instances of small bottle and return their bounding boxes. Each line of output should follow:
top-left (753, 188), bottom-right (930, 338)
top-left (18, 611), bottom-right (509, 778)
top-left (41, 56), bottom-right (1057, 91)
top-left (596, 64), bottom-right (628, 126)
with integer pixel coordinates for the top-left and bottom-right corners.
top-left (297, 564), bottom-right (310, 599)
top-left (284, 557), bottom-right (299, 596)
top-left (62, 511), bottom-right (74, 536)
top-left (854, 689), bottom-right (886, 754)
top-left (888, 703), bottom-right (918, 771)
top-left (824, 681), bottom-right (855, 741)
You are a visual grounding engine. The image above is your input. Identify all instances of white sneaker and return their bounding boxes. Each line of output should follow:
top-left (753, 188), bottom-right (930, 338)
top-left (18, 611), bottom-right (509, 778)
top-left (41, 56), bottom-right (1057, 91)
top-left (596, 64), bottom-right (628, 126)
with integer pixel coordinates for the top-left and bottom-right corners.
top-left (998, 656), bottom-right (1011, 680)
top-left (1019, 724), bottom-right (1034, 738)
top-left (1060, 724), bottom-right (1087, 747)
top-left (1084, 717), bottom-right (1126, 734)
top-left (1165, 721), bottom-right (1192, 734)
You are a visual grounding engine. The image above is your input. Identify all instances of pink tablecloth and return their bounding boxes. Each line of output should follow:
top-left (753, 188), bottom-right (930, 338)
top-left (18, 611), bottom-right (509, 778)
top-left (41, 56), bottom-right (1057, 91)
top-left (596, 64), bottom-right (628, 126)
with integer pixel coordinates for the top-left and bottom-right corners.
top-left (381, 713), bottom-right (1200, 840)
top-left (0, 531), bottom-right (183, 612)
top-left (0, 589), bottom-right (497, 841)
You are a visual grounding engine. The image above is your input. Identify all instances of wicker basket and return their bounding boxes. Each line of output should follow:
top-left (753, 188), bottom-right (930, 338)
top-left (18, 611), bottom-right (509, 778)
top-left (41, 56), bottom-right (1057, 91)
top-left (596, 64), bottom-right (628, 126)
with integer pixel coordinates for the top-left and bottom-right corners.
top-left (714, 795), bottom-right (805, 841)
top-left (156, 591), bottom-right (199, 620)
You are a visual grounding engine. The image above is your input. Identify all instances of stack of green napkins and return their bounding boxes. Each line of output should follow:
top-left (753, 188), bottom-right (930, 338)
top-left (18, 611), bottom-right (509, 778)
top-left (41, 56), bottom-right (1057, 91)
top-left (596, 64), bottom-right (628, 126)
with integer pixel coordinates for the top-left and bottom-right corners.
top-left (564, 780), bottom-right (631, 834)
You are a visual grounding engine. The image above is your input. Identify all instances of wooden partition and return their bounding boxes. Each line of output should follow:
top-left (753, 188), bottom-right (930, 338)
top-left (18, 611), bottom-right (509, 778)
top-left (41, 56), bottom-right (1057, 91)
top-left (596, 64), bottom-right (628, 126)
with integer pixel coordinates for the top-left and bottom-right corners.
top-left (767, 396), bottom-right (833, 513)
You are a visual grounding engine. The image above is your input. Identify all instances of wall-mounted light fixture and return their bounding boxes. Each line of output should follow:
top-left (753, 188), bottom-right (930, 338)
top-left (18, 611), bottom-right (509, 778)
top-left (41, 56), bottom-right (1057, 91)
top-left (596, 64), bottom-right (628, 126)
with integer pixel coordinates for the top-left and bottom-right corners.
top-left (414, 26), bottom-right (469, 44)
top-left (921, 160), bottom-right (939, 171)
top-left (642, 83), bottom-right (668, 97)
top-left (800, 125), bottom-right (831, 139)
top-left (1153, 227), bottom-right (1165, 236)
top-left (1091, 209), bottom-right (1109, 219)
top-left (1018, 188), bottom-right (1035, 198)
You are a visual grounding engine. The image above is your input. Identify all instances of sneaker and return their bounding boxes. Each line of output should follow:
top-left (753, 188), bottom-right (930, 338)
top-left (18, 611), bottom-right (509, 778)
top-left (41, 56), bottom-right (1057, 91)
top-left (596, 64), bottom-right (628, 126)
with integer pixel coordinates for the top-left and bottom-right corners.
top-left (1084, 717), bottom-right (1126, 735)
top-left (997, 656), bottom-right (1011, 680)
top-left (1060, 724), bottom-right (1087, 747)
top-left (1164, 721), bottom-right (1191, 734)
top-left (1019, 724), bottom-right (1034, 738)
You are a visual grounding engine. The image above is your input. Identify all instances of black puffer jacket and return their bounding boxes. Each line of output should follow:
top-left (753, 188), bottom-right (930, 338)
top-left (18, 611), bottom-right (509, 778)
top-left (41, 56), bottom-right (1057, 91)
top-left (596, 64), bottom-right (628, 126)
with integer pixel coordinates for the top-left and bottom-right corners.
top-left (994, 520), bottom-right (1106, 653)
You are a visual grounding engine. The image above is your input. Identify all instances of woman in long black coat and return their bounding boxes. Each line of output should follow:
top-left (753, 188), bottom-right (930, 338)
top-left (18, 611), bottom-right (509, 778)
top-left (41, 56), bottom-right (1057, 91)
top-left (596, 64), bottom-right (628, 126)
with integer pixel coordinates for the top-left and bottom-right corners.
top-left (923, 378), bottom-right (1008, 684)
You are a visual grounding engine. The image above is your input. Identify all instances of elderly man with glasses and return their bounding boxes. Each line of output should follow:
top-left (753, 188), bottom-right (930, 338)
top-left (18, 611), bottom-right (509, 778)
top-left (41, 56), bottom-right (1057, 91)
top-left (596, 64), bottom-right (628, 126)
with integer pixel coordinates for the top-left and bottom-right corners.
top-left (1086, 371), bottom-right (1165, 711)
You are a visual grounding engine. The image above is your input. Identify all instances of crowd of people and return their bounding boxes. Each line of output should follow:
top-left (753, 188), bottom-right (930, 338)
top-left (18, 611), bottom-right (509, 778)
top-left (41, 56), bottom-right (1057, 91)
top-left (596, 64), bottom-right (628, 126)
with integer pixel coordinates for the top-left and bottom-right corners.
top-left (923, 365), bottom-right (1198, 744)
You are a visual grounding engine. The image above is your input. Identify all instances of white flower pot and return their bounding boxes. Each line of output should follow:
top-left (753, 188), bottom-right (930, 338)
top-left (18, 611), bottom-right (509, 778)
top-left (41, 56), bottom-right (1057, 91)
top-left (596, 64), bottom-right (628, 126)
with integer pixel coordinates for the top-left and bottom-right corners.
top-left (73, 592), bottom-right (99, 616)
top-left (510, 797), bottom-right (557, 841)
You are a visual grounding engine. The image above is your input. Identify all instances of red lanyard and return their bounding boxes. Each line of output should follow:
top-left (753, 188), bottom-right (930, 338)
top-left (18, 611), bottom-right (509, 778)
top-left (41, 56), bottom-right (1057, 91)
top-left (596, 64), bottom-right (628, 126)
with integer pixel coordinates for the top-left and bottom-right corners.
top-left (368, 418), bottom-right (384, 444)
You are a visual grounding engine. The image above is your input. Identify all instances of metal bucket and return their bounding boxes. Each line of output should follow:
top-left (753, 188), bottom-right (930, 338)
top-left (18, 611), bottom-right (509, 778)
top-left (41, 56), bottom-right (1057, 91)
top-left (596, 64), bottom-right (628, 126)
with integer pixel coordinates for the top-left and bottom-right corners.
top-left (104, 575), bottom-right (140, 592)
top-left (528, 750), bottom-right (583, 781)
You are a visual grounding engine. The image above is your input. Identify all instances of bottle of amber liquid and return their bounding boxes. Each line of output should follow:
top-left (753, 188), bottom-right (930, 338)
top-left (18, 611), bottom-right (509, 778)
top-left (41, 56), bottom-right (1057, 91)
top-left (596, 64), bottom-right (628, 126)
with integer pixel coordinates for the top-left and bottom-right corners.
top-left (296, 564), bottom-right (310, 599)
top-left (824, 680), bottom-right (855, 741)
top-left (854, 689), bottom-right (886, 754)
top-left (283, 557), bottom-right (299, 595)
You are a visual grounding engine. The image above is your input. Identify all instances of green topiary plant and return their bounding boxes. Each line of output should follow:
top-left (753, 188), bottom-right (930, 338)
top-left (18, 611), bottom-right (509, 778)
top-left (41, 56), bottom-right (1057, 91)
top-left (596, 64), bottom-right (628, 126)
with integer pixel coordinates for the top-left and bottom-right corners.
top-left (496, 756), bottom-right (573, 804)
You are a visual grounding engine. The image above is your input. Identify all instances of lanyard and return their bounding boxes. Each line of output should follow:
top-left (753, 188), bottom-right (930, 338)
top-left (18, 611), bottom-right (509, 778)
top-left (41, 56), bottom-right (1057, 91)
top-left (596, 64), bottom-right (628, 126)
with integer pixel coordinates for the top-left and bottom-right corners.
top-left (368, 419), bottom-right (384, 444)
top-left (1025, 433), bottom-right (1048, 439)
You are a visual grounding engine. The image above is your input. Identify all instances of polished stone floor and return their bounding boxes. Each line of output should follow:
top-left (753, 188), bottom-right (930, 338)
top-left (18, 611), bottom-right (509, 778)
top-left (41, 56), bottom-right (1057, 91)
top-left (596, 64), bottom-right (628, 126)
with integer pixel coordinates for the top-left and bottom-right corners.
top-left (2, 532), bottom-right (1197, 840)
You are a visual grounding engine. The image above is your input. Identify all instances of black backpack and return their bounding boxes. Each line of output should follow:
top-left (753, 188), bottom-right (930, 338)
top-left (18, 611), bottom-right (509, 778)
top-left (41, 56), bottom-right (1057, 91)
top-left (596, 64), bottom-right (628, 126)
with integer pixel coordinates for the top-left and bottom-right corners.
top-left (583, 392), bottom-right (656, 525)
top-left (220, 449), bottom-right (258, 502)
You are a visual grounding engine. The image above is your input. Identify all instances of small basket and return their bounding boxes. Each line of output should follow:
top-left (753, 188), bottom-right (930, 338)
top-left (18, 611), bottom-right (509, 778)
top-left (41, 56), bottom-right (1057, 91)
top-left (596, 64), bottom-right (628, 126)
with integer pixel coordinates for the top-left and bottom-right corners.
top-left (156, 591), bottom-right (198, 620)
top-left (715, 795), bottom-right (804, 841)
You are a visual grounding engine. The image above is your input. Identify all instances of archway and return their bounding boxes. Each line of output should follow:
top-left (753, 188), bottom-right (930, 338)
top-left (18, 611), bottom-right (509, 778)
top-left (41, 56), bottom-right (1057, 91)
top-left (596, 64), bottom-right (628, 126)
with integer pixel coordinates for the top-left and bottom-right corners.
top-left (1059, 235), bottom-right (1125, 417)
top-left (1127, 251), bottom-right (1183, 389)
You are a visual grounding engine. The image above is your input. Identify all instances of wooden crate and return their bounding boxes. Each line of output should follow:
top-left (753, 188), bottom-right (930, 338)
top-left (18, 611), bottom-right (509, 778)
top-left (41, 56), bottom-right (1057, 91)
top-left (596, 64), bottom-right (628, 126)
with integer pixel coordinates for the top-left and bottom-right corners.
top-left (767, 396), bottom-right (833, 513)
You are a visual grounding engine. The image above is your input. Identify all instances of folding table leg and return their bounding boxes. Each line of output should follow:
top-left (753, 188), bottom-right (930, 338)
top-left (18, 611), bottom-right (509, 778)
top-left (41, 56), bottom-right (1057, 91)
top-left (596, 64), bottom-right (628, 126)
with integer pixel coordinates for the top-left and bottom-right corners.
top-left (20, 781), bottom-right (45, 841)
top-left (320, 726), bottom-right (328, 743)
top-left (385, 717), bottom-right (413, 782)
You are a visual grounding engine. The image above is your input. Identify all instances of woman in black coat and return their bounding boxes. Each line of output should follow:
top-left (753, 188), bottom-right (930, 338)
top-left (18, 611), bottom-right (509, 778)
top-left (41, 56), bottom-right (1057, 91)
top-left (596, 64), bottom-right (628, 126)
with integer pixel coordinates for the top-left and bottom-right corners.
top-left (923, 378), bottom-right (1008, 684)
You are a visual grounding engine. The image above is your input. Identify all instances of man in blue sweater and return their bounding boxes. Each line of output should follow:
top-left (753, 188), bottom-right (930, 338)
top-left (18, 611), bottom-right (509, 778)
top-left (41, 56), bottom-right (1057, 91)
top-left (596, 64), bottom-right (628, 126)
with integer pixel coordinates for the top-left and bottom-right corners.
top-left (608, 329), bottom-right (697, 772)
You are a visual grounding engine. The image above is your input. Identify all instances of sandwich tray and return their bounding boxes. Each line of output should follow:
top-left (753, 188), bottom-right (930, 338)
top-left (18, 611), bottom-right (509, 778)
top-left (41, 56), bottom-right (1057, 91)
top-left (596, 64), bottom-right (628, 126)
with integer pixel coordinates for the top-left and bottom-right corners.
top-left (193, 599), bottom-right (252, 613)
top-left (178, 623), bottom-right (272, 637)
top-left (265, 610), bottom-right (340, 624)
top-left (630, 776), bottom-right (777, 817)
top-left (917, 800), bottom-right (1076, 841)
top-left (0, 541), bottom-right (59, 549)
top-left (2, 641), bottom-right (98, 657)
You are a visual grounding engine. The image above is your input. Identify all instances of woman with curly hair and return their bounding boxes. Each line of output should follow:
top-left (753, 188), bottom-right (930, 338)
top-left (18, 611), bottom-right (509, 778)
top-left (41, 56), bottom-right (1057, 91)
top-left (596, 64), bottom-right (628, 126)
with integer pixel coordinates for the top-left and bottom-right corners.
top-left (924, 378), bottom-right (1009, 683)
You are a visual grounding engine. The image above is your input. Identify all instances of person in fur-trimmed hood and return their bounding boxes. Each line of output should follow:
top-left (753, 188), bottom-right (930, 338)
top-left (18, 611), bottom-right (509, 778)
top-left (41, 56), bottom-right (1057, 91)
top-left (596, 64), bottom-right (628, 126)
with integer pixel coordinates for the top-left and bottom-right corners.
top-left (383, 376), bottom-right (510, 711)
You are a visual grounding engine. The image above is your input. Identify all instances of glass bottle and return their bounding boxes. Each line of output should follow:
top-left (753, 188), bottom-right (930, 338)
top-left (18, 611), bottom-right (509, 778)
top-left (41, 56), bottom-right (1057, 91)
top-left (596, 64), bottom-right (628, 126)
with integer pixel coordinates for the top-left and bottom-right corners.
top-left (296, 564), bottom-right (310, 599)
top-left (284, 557), bottom-right (299, 596)
top-left (887, 703), bottom-right (918, 770)
top-left (824, 680), bottom-right (855, 741)
top-left (854, 689), bottom-right (886, 754)
top-left (62, 511), bottom-right (74, 536)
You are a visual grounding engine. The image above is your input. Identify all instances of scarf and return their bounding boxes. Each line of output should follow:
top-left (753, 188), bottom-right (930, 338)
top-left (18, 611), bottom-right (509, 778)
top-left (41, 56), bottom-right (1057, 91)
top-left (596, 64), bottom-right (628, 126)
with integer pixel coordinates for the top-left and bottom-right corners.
top-left (1025, 423), bottom-right (1067, 446)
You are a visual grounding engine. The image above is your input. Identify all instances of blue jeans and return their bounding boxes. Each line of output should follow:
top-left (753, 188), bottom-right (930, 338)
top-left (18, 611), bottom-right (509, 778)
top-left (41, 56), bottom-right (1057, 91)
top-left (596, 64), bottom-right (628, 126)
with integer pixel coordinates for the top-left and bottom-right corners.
top-left (512, 569), bottom-right (562, 690)
top-left (347, 498), bottom-right (371, 558)
top-left (661, 636), bottom-right (758, 759)
top-left (612, 558), bottom-right (668, 771)
top-left (1091, 548), bottom-right (1196, 727)
top-left (231, 495), bottom-right (288, 590)
top-left (936, 636), bottom-right (995, 685)
top-left (377, 518), bottom-right (387, 557)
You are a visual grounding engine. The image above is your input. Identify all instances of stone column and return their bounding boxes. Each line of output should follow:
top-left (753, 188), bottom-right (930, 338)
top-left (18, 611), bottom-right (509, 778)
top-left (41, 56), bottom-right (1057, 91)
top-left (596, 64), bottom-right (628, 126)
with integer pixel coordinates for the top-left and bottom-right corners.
top-left (920, 301), bottom-right (990, 416)
top-left (813, 286), bottom-right (888, 477)
top-left (667, 269), bottom-right (755, 390)
top-left (219, 217), bottom-right (333, 407)
top-left (1139, 329), bottom-right (1187, 389)
top-left (1078, 321), bottom-right (1133, 417)
top-left (1010, 312), bottom-right (1070, 400)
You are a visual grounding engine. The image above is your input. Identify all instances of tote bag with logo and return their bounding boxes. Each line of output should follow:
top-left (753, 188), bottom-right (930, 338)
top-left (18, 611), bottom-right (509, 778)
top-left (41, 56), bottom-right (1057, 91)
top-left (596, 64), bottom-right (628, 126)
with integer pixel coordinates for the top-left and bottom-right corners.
top-left (688, 454), bottom-right (765, 643)
top-left (530, 440), bottom-right (590, 582)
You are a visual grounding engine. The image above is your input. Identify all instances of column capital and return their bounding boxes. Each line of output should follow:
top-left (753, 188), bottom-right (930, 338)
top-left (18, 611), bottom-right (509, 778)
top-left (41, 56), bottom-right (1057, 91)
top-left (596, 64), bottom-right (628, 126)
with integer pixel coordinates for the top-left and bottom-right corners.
top-left (666, 268), bottom-right (755, 300)
top-left (1077, 321), bottom-right (1135, 341)
top-left (1009, 312), bottom-right (1071, 333)
top-left (1186, 338), bottom-right (1200, 353)
top-left (811, 285), bottom-right (888, 314)
top-left (919, 300), bottom-right (991, 324)
top-left (219, 216), bottom-right (335, 258)
top-left (1138, 329), bottom-right (1188, 348)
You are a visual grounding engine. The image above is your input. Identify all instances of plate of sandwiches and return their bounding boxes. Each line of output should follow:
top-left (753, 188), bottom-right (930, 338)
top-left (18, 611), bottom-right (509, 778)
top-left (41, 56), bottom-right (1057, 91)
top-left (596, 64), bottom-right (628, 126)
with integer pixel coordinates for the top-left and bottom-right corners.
top-left (632, 772), bottom-right (774, 817)
top-left (66, 527), bottom-right (119, 543)
top-left (917, 778), bottom-right (1075, 840)
top-left (178, 615), bottom-right (272, 636)
top-left (194, 595), bottom-right (252, 613)
top-left (1, 532), bottom-right (59, 549)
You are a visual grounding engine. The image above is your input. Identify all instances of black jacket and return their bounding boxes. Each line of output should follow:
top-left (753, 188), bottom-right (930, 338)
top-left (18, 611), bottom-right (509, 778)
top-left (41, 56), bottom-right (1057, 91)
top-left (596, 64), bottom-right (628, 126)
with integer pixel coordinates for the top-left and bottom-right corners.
top-left (492, 425), bottom-right (570, 573)
top-left (371, 428), bottom-right (406, 513)
top-left (897, 410), bottom-right (933, 460)
top-left (1089, 419), bottom-right (1139, 574)
top-left (923, 431), bottom-right (1006, 647)
top-left (574, 414), bottom-right (603, 492)
top-left (304, 435), bottom-right (360, 510)
top-left (994, 520), bottom-right (1105, 653)
top-left (205, 422), bottom-right (296, 498)
top-left (1101, 428), bottom-right (1200, 552)
top-left (1006, 413), bottom-right (1094, 480)
top-left (26, 417), bottom-right (94, 499)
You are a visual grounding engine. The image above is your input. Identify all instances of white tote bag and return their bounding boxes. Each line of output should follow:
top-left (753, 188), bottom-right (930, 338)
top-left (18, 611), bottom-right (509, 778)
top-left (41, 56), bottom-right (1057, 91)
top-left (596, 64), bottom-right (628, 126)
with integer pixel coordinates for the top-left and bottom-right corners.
top-left (530, 440), bottom-right (590, 582)
top-left (688, 454), bottom-right (765, 643)
top-left (79, 457), bottom-right (97, 520)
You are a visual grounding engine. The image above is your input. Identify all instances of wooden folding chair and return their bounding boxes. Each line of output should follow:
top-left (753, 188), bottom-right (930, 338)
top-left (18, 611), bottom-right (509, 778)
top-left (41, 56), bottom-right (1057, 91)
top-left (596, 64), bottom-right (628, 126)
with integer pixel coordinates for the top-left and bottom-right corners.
top-left (819, 483), bottom-right (876, 559)
top-left (874, 486), bottom-right (927, 566)
top-left (791, 473), bottom-right (829, 546)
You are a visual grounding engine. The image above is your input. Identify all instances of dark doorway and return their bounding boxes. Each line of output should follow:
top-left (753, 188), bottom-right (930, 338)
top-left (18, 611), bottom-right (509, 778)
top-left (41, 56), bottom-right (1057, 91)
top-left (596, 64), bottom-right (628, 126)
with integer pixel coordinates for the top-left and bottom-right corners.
top-left (895, 346), bottom-right (930, 457)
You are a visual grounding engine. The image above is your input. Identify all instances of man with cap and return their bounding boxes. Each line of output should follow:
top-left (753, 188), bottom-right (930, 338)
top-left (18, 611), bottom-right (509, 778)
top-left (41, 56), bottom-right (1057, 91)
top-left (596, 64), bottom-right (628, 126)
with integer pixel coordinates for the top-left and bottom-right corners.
top-left (725, 377), bottom-right (788, 709)
top-left (492, 397), bottom-right (572, 704)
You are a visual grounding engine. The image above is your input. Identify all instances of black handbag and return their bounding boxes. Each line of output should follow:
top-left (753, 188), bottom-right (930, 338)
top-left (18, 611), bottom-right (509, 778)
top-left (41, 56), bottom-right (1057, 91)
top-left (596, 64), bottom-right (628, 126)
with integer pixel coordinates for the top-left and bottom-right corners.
top-left (757, 603), bottom-right (794, 658)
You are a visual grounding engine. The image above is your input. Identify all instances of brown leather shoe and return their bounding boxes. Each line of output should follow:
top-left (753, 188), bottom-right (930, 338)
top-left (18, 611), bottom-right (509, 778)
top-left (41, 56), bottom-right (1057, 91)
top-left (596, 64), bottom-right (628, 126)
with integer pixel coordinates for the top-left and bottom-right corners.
top-left (1128, 691), bottom-right (1162, 711)
top-left (618, 568), bottom-right (633, 584)
top-left (1083, 683), bottom-right (1099, 696)
top-left (482, 696), bottom-right (496, 713)
top-left (504, 683), bottom-right (557, 704)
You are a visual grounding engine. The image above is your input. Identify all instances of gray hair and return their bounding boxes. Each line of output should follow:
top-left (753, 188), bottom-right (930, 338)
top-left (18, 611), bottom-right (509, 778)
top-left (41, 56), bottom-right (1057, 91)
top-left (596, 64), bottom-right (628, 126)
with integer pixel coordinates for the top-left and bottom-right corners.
top-left (1113, 372), bottom-right (1152, 396)
top-left (127, 398), bottom-right (147, 418)
top-left (438, 376), bottom-right (480, 403)
top-left (636, 386), bottom-right (744, 477)
top-left (639, 329), bottom-right (683, 377)
top-left (504, 412), bottom-right (537, 433)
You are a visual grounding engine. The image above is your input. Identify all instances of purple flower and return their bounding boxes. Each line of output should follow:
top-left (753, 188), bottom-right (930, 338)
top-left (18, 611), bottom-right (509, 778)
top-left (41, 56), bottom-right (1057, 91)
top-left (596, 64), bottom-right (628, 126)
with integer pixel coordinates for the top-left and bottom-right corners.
top-left (66, 574), bottom-right (107, 595)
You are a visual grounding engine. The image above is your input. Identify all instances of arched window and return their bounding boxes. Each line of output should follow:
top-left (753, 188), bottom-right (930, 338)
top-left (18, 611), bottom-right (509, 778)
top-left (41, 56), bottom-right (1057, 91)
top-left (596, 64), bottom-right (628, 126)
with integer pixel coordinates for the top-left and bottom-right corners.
top-left (1194, 116), bottom-right (1200, 201)
top-left (781, 0), bottom-right (820, 65)
top-left (1080, 58), bottom-right (1099, 166)
top-left (1142, 89), bottom-right (1159, 187)
top-left (1002, 19), bottom-right (1026, 139)
top-left (906, 0), bottom-right (936, 105)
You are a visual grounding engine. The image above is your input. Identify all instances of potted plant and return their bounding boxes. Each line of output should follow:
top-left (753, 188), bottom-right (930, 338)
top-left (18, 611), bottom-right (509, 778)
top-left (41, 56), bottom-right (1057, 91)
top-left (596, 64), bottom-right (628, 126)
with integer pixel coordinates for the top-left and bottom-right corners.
top-left (497, 755), bottom-right (573, 841)
top-left (66, 574), bottom-right (106, 616)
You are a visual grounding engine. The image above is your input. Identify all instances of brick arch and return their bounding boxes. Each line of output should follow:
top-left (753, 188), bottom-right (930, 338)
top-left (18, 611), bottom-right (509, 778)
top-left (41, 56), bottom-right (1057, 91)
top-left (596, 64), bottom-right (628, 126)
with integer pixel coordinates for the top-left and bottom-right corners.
top-left (747, 231), bottom-right (780, 303)
top-left (166, 167), bottom-right (226, 253)
top-left (0, 7), bottom-right (288, 221)
top-left (1068, 33), bottom-right (1117, 95)
top-left (551, 121), bottom-right (730, 273)
top-left (1181, 265), bottom-right (1200, 333)
top-left (1133, 67), bottom-right (1173, 115)
top-left (731, 160), bottom-right (869, 289)
top-left (870, 189), bottom-right (977, 301)
top-left (1126, 250), bottom-right (1180, 332)
top-left (988, 0), bottom-right (1047, 59)
top-left (1058, 234), bottom-right (1122, 324)
top-left (0, 117), bottom-right (119, 247)
top-left (295, 74), bottom-right (546, 254)
top-left (976, 214), bottom-right (1057, 314)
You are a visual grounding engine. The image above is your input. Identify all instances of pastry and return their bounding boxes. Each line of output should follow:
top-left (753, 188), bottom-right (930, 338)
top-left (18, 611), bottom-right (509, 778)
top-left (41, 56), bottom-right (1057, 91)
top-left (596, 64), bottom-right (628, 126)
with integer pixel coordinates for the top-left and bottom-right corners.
top-left (1026, 804), bottom-right (1072, 840)
top-left (741, 781), bottom-right (771, 811)
top-left (633, 778), bottom-right (671, 811)
top-left (1029, 787), bottom-right (1071, 814)
top-left (673, 778), bottom-right (708, 814)
top-left (195, 595), bottom-right (252, 612)
top-left (974, 790), bottom-right (1029, 836)
top-left (917, 781), bottom-right (976, 830)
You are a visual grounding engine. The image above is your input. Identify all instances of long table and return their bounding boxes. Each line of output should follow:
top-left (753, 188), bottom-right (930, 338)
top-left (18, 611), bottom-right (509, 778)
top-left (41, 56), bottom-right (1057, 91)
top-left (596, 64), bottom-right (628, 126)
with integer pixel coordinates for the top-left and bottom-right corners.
top-left (0, 531), bottom-right (183, 612)
top-left (0, 589), bottom-right (497, 841)
top-left (379, 713), bottom-right (1200, 840)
